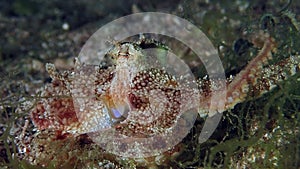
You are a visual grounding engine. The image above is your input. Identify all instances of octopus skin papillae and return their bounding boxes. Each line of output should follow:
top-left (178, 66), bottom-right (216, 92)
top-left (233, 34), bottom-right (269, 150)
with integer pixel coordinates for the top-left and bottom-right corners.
top-left (19, 32), bottom-right (300, 168)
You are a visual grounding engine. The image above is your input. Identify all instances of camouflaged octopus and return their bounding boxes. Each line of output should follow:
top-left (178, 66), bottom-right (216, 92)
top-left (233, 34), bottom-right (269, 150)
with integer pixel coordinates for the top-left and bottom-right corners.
top-left (20, 32), bottom-right (300, 167)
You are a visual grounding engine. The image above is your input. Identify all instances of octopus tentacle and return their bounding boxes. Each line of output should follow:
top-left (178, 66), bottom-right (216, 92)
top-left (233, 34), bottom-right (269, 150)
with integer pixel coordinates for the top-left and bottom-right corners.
top-left (225, 32), bottom-right (276, 110)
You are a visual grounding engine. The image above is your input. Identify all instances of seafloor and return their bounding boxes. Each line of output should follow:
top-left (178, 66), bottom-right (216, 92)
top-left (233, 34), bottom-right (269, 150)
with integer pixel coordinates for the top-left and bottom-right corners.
top-left (0, 0), bottom-right (299, 168)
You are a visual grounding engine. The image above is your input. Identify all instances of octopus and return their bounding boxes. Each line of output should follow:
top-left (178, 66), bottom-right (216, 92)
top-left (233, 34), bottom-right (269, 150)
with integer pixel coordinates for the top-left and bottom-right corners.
top-left (18, 31), bottom-right (300, 168)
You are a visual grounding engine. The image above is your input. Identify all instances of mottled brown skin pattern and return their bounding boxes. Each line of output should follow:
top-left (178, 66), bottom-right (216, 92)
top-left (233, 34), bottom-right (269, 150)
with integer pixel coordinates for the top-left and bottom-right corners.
top-left (31, 79), bottom-right (79, 131)
top-left (114, 68), bottom-right (182, 137)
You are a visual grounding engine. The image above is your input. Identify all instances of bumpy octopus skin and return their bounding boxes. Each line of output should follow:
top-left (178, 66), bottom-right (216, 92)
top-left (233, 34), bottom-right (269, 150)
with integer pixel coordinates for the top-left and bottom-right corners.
top-left (26, 32), bottom-right (300, 167)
